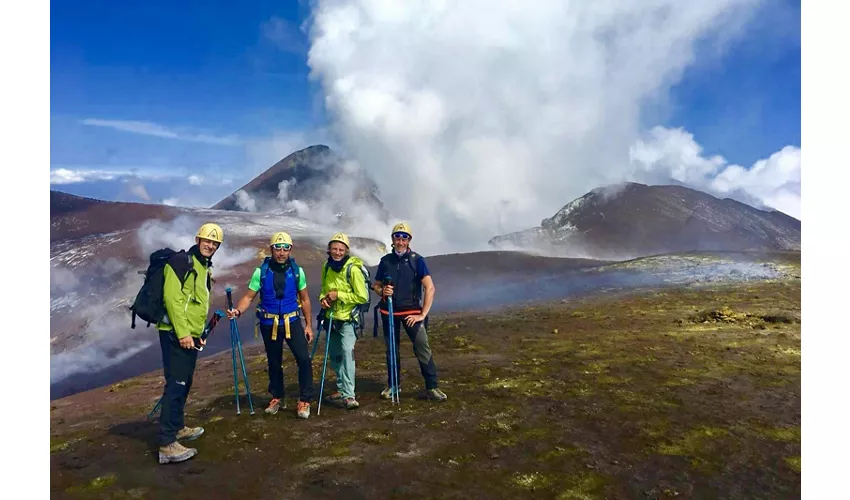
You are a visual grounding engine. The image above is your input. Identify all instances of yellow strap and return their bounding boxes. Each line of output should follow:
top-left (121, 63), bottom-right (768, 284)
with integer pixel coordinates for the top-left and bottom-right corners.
top-left (262, 312), bottom-right (298, 341)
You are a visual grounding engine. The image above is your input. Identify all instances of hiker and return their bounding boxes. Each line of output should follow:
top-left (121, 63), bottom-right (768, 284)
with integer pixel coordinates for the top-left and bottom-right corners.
top-left (156, 222), bottom-right (222, 464)
top-left (226, 231), bottom-right (315, 419)
top-left (318, 232), bottom-right (371, 410)
top-left (372, 222), bottom-right (448, 402)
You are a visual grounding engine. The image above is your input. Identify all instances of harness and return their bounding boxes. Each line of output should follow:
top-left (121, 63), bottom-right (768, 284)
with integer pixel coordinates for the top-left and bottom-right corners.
top-left (256, 310), bottom-right (300, 341)
top-left (254, 257), bottom-right (302, 341)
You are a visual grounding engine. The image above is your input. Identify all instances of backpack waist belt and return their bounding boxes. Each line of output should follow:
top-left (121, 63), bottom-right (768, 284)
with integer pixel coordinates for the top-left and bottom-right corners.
top-left (379, 308), bottom-right (422, 316)
top-left (255, 311), bottom-right (300, 341)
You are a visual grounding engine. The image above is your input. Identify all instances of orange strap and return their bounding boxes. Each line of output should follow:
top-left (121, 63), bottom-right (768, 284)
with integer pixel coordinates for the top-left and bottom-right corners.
top-left (379, 308), bottom-right (422, 316)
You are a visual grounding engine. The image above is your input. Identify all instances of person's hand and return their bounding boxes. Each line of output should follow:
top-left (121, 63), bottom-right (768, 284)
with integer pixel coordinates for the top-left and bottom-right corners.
top-left (327, 290), bottom-right (338, 301)
top-left (179, 336), bottom-right (195, 349)
top-left (382, 284), bottom-right (394, 297)
top-left (404, 314), bottom-right (425, 327)
top-left (320, 297), bottom-right (331, 309)
top-left (226, 308), bottom-right (241, 320)
top-left (199, 338), bottom-right (207, 347)
top-left (305, 325), bottom-right (314, 344)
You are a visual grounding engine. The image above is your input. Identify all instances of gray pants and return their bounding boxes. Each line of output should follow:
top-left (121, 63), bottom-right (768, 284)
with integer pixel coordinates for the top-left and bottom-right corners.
top-left (381, 315), bottom-right (439, 390)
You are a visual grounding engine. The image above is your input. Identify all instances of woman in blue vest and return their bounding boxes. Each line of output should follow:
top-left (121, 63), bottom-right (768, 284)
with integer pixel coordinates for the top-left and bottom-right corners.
top-left (226, 232), bottom-right (315, 419)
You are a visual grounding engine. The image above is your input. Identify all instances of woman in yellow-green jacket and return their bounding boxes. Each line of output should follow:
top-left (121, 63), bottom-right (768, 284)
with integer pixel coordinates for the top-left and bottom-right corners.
top-left (318, 232), bottom-right (370, 410)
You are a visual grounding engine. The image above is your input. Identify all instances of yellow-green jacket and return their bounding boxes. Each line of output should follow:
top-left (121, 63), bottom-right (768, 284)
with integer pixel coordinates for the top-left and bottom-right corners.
top-left (318, 257), bottom-right (369, 322)
top-left (157, 254), bottom-right (211, 339)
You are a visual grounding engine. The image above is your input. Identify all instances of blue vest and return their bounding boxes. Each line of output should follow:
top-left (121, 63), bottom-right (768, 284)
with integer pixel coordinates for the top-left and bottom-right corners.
top-left (378, 251), bottom-right (422, 311)
top-left (257, 259), bottom-right (300, 325)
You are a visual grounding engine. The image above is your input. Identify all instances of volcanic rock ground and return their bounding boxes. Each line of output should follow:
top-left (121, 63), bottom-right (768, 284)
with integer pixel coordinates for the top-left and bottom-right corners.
top-left (50, 251), bottom-right (800, 499)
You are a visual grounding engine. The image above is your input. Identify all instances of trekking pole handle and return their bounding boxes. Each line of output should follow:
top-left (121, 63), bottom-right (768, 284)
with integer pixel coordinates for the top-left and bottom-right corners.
top-left (226, 287), bottom-right (234, 311)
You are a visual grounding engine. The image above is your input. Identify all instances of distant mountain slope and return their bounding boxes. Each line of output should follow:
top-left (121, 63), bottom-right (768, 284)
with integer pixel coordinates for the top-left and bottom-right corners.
top-left (211, 144), bottom-right (389, 224)
top-left (489, 182), bottom-right (800, 259)
top-left (51, 191), bottom-right (182, 242)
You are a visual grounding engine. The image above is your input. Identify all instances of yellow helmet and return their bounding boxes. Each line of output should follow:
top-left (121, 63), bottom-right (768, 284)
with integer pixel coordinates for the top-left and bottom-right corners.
top-left (196, 223), bottom-right (224, 243)
top-left (269, 231), bottom-right (293, 247)
top-left (391, 222), bottom-right (413, 238)
top-left (329, 232), bottom-right (350, 248)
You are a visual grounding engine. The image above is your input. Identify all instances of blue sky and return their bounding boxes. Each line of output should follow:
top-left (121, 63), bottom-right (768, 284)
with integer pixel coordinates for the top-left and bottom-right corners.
top-left (50, 0), bottom-right (801, 207)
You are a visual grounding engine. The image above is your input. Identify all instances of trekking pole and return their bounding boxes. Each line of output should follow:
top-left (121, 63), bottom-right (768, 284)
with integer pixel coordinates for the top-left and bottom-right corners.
top-left (147, 397), bottom-right (163, 421)
top-left (317, 311), bottom-right (334, 415)
top-left (229, 307), bottom-right (241, 415)
top-left (385, 277), bottom-right (399, 404)
top-left (388, 296), bottom-right (399, 404)
top-left (194, 309), bottom-right (225, 351)
top-left (310, 310), bottom-right (326, 360)
top-left (234, 319), bottom-right (255, 415)
top-left (226, 288), bottom-right (256, 415)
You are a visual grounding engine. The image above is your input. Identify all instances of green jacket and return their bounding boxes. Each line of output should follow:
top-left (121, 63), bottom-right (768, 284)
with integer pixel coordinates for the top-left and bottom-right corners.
top-left (156, 254), bottom-right (211, 339)
top-left (319, 257), bottom-right (369, 322)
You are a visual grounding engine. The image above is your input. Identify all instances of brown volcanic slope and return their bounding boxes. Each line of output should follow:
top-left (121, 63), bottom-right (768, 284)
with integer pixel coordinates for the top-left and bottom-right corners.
top-left (51, 191), bottom-right (182, 242)
top-left (489, 182), bottom-right (800, 259)
top-left (211, 144), bottom-right (388, 221)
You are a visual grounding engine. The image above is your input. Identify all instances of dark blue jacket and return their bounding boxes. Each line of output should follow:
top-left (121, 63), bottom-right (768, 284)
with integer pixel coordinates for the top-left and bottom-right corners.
top-left (376, 250), bottom-right (430, 311)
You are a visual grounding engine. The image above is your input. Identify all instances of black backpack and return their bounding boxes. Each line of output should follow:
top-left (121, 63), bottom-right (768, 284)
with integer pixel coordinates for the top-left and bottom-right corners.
top-left (129, 248), bottom-right (197, 329)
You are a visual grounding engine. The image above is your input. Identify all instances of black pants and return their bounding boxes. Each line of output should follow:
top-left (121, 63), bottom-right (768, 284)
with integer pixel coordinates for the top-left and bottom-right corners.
top-left (381, 314), bottom-right (439, 390)
top-left (158, 330), bottom-right (198, 446)
top-left (260, 320), bottom-right (314, 402)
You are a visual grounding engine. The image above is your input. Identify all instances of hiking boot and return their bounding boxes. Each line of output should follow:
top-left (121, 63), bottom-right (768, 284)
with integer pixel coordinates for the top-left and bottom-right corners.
top-left (323, 392), bottom-right (344, 404)
top-left (176, 426), bottom-right (204, 441)
top-left (425, 388), bottom-right (448, 402)
top-left (380, 386), bottom-right (399, 400)
top-left (296, 401), bottom-right (311, 419)
top-left (158, 441), bottom-right (198, 464)
top-left (265, 398), bottom-right (282, 415)
top-left (343, 397), bottom-right (360, 410)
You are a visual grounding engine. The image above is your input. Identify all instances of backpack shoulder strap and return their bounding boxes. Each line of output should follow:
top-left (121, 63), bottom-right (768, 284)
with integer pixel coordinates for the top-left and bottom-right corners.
top-left (259, 257), bottom-right (271, 280)
top-left (345, 260), bottom-right (370, 285)
top-left (408, 252), bottom-right (419, 279)
top-left (167, 250), bottom-right (195, 286)
top-left (257, 257), bottom-right (271, 298)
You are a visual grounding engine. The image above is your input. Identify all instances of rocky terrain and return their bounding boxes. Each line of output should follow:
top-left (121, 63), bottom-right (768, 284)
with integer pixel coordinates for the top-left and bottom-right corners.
top-left (50, 266), bottom-right (801, 499)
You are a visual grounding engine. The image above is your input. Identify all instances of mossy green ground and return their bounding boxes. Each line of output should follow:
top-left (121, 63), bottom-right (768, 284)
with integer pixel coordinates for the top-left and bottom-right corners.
top-left (51, 278), bottom-right (800, 499)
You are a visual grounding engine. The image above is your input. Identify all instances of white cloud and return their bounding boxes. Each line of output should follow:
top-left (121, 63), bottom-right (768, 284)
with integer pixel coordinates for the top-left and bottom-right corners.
top-left (162, 197), bottom-right (180, 206)
top-left (50, 166), bottom-right (172, 185)
top-left (629, 126), bottom-right (801, 219)
top-left (306, 0), bottom-right (775, 253)
top-left (81, 118), bottom-right (242, 146)
top-left (188, 175), bottom-right (204, 185)
top-left (50, 168), bottom-right (121, 184)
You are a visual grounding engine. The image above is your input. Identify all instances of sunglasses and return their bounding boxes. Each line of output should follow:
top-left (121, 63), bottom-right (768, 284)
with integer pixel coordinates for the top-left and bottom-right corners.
top-left (271, 243), bottom-right (292, 250)
top-left (392, 232), bottom-right (411, 240)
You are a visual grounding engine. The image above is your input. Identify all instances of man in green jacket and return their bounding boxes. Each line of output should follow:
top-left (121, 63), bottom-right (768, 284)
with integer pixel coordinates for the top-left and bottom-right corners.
top-left (156, 222), bottom-right (222, 465)
top-left (319, 232), bottom-right (370, 410)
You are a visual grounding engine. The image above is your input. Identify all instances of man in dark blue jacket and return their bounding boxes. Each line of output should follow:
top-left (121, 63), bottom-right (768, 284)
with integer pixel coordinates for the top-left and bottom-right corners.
top-left (372, 222), bottom-right (447, 402)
